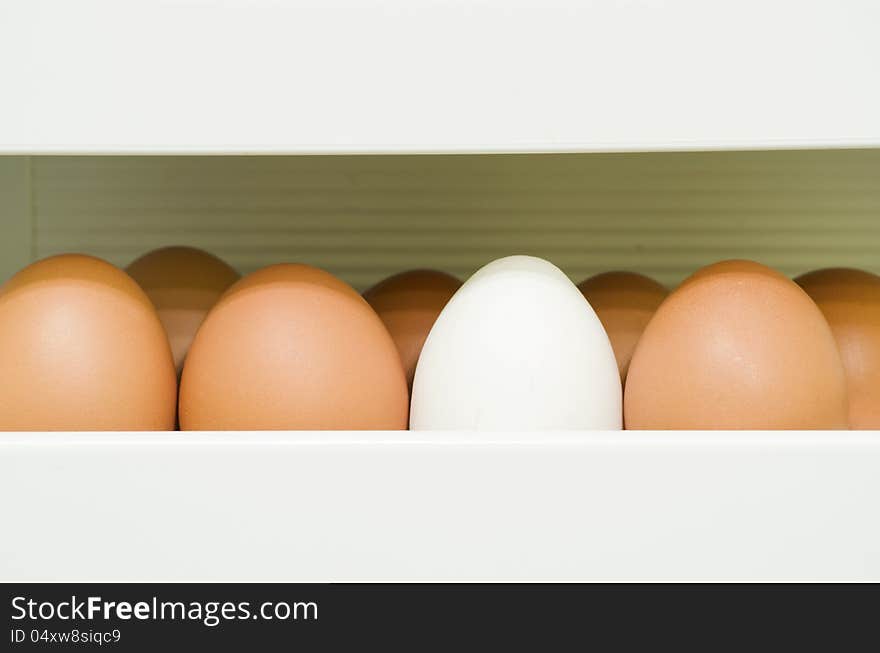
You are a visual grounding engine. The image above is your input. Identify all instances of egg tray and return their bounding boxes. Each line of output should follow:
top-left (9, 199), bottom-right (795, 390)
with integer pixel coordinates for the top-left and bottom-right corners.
top-left (1, 430), bottom-right (878, 582)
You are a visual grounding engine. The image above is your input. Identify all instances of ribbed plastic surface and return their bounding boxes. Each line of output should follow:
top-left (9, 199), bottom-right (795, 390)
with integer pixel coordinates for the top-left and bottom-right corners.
top-left (12, 150), bottom-right (877, 289)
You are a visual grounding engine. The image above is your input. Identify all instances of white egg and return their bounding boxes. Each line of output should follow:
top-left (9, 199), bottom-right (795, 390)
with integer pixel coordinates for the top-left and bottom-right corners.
top-left (410, 255), bottom-right (622, 430)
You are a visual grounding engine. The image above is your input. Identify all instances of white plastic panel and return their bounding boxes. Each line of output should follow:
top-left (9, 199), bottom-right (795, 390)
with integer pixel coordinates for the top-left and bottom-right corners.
top-left (1, 432), bottom-right (878, 582)
top-left (4, 149), bottom-right (879, 289)
top-left (2, 0), bottom-right (879, 154)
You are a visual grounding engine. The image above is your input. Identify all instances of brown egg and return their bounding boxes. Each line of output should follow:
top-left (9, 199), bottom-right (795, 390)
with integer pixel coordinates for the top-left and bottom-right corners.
top-left (363, 269), bottom-right (462, 391)
top-left (126, 246), bottom-right (239, 374)
top-left (577, 271), bottom-right (668, 382)
top-left (624, 260), bottom-right (849, 429)
top-left (796, 268), bottom-right (880, 429)
top-left (0, 254), bottom-right (177, 430)
top-left (179, 263), bottom-right (409, 430)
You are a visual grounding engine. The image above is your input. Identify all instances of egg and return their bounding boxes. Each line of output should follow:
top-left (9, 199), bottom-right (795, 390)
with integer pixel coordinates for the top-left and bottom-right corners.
top-left (126, 246), bottom-right (239, 374)
top-left (577, 271), bottom-right (668, 382)
top-left (624, 260), bottom-right (849, 429)
top-left (0, 254), bottom-right (177, 430)
top-left (179, 263), bottom-right (409, 430)
top-left (410, 255), bottom-right (621, 430)
top-left (796, 268), bottom-right (880, 429)
top-left (363, 269), bottom-right (462, 391)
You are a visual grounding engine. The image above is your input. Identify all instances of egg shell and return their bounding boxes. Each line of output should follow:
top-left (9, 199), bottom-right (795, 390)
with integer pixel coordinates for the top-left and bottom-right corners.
top-left (577, 271), bottom-right (668, 382)
top-left (624, 260), bottom-right (849, 430)
top-left (126, 246), bottom-right (240, 374)
top-left (0, 254), bottom-right (178, 430)
top-left (796, 268), bottom-right (880, 429)
top-left (179, 263), bottom-right (409, 430)
top-left (363, 269), bottom-right (462, 391)
top-left (410, 255), bottom-right (622, 430)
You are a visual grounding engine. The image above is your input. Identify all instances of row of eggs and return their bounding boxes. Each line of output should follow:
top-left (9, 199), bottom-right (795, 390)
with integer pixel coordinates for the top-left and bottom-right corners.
top-left (0, 247), bottom-right (877, 430)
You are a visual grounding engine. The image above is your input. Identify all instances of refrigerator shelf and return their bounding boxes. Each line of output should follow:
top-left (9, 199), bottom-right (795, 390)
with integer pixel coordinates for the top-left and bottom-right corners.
top-left (2, 0), bottom-right (879, 154)
top-left (2, 430), bottom-right (878, 582)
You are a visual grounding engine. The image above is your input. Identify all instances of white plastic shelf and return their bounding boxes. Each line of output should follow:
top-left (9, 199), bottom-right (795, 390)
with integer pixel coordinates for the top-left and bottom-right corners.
top-left (2, 0), bottom-right (879, 154)
top-left (2, 431), bottom-right (878, 582)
